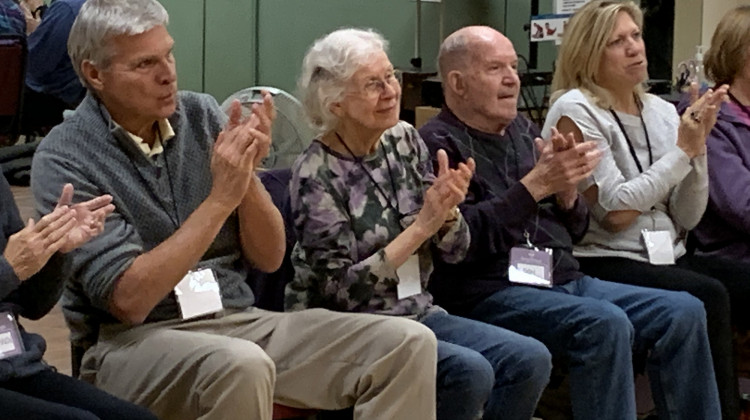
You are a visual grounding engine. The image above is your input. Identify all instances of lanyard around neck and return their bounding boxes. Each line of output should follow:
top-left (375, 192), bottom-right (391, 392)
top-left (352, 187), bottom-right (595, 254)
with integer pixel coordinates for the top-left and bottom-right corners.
top-left (609, 99), bottom-right (653, 173)
top-left (334, 132), bottom-right (401, 216)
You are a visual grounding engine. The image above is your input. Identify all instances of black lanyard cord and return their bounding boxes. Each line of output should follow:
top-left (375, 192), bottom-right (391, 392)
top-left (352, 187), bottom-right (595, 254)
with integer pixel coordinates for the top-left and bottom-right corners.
top-left (96, 100), bottom-right (181, 229)
top-left (334, 132), bottom-right (401, 216)
top-left (128, 124), bottom-right (181, 229)
top-left (610, 98), bottom-right (653, 173)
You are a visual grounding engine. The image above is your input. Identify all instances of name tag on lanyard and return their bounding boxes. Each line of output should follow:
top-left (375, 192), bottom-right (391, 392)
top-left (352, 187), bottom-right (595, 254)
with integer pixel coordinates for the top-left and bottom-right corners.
top-left (174, 269), bottom-right (224, 320)
top-left (0, 312), bottom-right (24, 360)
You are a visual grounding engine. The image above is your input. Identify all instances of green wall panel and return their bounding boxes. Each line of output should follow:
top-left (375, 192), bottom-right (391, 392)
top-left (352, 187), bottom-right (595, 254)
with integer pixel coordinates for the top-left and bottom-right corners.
top-left (256, 0), bottom-right (494, 94)
top-left (159, 0), bottom-right (205, 93)
top-left (157, 0), bottom-right (563, 101)
top-left (204, 0), bottom-right (257, 103)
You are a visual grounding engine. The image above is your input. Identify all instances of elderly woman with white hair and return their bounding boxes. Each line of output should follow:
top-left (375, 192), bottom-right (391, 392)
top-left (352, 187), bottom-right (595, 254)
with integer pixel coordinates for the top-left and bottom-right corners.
top-left (285, 28), bottom-right (553, 420)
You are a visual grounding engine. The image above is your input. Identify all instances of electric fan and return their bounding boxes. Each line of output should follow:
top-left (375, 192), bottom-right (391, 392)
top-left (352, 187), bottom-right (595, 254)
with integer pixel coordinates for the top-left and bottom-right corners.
top-left (220, 86), bottom-right (314, 169)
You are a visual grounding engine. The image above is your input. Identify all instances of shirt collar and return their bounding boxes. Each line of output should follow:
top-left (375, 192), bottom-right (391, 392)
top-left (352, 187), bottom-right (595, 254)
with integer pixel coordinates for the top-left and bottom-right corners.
top-left (123, 119), bottom-right (175, 157)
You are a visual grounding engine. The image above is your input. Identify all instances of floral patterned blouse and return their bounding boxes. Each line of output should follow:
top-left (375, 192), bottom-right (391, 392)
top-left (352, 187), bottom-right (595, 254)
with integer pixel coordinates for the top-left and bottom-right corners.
top-left (285, 121), bottom-right (470, 318)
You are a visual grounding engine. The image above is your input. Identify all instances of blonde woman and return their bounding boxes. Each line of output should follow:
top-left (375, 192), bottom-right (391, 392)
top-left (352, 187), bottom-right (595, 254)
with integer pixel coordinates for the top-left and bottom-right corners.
top-left (542, 1), bottom-right (736, 418)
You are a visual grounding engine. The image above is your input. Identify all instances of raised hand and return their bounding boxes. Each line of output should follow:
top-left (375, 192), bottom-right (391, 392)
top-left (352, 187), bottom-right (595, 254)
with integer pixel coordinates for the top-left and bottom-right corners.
top-left (415, 150), bottom-right (475, 236)
top-left (225, 91), bottom-right (276, 135)
top-left (546, 128), bottom-right (583, 208)
top-left (55, 184), bottom-right (115, 253)
top-left (678, 83), bottom-right (729, 158)
top-left (224, 92), bottom-right (275, 168)
top-left (210, 116), bottom-right (264, 211)
top-left (3, 206), bottom-right (76, 281)
top-left (522, 127), bottom-right (602, 202)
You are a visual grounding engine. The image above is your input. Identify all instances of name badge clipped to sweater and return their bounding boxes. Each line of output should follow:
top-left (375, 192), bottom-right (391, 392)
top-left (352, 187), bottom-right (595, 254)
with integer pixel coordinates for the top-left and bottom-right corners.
top-left (509, 247), bottom-right (554, 287)
top-left (641, 230), bottom-right (675, 265)
top-left (508, 231), bottom-right (553, 288)
top-left (174, 269), bottom-right (224, 320)
top-left (0, 312), bottom-right (24, 360)
top-left (397, 254), bottom-right (422, 300)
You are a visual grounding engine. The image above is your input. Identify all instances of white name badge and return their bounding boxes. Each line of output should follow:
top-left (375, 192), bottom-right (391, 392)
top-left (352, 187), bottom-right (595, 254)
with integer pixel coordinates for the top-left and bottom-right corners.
top-left (508, 246), bottom-right (553, 288)
top-left (642, 230), bottom-right (675, 265)
top-left (0, 312), bottom-right (24, 360)
top-left (397, 254), bottom-right (422, 300)
top-left (174, 268), bottom-right (224, 320)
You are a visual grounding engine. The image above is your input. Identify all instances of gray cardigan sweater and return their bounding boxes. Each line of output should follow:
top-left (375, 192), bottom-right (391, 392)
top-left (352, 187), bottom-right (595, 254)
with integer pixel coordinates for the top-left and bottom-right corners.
top-left (31, 92), bottom-right (255, 344)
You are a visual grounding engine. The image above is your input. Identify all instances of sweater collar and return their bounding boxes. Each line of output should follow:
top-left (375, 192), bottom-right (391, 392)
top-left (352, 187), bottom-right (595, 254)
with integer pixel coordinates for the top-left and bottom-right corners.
top-left (437, 106), bottom-right (521, 143)
top-left (77, 92), bottom-right (183, 137)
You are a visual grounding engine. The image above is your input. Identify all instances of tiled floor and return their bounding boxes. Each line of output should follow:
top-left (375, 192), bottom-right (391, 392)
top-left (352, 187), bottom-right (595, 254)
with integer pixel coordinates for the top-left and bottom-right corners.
top-left (10, 185), bottom-right (71, 375)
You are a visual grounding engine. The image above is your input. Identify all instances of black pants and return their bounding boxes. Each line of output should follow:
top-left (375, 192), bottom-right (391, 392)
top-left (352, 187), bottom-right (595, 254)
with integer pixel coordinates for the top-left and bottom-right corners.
top-left (0, 368), bottom-right (157, 420)
top-left (578, 254), bottom-right (750, 420)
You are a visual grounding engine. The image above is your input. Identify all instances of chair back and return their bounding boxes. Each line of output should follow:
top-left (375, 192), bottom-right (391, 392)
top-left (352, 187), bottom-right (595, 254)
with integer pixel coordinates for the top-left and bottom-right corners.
top-left (0, 35), bottom-right (27, 143)
top-left (247, 168), bottom-right (296, 311)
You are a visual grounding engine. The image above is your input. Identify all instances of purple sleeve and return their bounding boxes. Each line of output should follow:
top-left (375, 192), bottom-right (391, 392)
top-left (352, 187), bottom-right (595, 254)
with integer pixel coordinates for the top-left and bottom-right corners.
top-left (704, 121), bottom-right (750, 234)
top-left (0, 174), bottom-right (66, 320)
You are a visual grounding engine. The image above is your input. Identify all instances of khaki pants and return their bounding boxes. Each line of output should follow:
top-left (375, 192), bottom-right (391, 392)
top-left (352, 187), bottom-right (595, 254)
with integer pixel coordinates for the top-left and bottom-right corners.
top-left (81, 308), bottom-right (437, 420)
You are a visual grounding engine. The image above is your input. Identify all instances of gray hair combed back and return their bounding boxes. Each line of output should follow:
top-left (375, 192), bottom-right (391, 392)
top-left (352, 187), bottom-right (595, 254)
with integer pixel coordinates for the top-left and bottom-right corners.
top-left (68, 0), bottom-right (169, 90)
top-left (298, 28), bottom-right (388, 135)
top-left (437, 32), bottom-right (471, 81)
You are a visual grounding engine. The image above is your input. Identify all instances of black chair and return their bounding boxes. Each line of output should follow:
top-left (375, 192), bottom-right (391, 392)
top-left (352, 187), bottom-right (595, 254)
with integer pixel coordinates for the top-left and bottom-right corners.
top-left (0, 35), bottom-right (27, 146)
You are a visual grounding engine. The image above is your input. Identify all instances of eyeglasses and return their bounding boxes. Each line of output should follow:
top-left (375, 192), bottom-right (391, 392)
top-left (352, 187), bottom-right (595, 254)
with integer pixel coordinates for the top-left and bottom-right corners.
top-left (349, 70), bottom-right (402, 99)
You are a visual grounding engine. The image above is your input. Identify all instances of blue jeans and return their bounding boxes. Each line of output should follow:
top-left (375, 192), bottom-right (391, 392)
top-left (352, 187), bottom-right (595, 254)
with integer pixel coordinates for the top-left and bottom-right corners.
top-left (469, 276), bottom-right (720, 420)
top-left (421, 310), bottom-right (551, 420)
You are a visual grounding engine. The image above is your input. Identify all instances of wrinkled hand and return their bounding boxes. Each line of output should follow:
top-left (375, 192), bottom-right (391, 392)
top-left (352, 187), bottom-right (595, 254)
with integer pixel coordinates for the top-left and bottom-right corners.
top-left (549, 129), bottom-right (582, 209)
top-left (522, 127), bottom-right (601, 202)
top-left (3, 206), bottom-right (76, 281)
top-left (55, 184), bottom-right (115, 253)
top-left (415, 149), bottom-right (475, 236)
top-left (225, 91), bottom-right (275, 167)
top-left (678, 83), bottom-right (729, 158)
top-left (210, 116), bottom-right (265, 210)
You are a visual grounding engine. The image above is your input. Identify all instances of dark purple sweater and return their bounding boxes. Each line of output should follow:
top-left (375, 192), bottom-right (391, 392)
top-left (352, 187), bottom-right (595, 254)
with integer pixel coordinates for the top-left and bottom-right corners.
top-left (418, 109), bottom-right (589, 315)
top-left (0, 173), bottom-right (68, 382)
top-left (678, 96), bottom-right (750, 262)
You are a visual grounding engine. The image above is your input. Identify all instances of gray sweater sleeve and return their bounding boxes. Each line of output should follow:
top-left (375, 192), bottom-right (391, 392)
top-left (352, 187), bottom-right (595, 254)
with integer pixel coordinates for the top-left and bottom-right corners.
top-left (31, 143), bottom-right (142, 314)
top-left (544, 91), bottom-right (699, 219)
top-left (669, 154), bottom-right (709, 230)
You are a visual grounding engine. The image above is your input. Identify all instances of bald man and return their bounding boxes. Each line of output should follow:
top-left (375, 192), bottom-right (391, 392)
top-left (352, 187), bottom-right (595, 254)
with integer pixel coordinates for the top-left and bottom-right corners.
top-left (419, 26), bottom-right (720, 420)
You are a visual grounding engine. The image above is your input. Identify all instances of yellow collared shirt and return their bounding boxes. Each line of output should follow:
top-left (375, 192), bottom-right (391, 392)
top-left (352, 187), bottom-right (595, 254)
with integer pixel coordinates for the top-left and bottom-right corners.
top-left (125, 119), bottom-right (176, 158)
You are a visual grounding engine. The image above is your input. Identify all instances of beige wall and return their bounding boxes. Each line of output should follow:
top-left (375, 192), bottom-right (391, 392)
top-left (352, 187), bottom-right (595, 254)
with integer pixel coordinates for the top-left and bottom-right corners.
top-left (702, 0), bottom-right (739, 45)
top-left (674, 0), bottom-right (741, 77)
top-left (673, 0), bottom-right (703, 75)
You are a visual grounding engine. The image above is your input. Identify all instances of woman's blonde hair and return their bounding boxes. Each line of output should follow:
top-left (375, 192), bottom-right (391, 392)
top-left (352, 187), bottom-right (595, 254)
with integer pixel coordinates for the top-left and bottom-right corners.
top-left (704, 6), bottom-right (750, 86)
top-left (550, 0), bottom-right (644, 108)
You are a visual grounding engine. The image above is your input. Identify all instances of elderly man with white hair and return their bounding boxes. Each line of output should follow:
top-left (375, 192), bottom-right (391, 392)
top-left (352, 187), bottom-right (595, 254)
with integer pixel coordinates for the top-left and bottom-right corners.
top-left (29, 1), bottom-right (439, 419)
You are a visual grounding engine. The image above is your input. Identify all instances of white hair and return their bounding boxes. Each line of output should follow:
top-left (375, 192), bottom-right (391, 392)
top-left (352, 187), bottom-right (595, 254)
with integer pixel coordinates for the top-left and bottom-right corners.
top-left (298, 28), bottom-right (388, 135)
top-left (68, 0), bottom-right (169, 91)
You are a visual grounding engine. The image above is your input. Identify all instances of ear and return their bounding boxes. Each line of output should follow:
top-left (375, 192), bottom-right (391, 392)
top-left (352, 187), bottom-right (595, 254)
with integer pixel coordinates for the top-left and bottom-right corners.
top-left (81, 59), bottom-right (105, 92)
top-left (445, 70), bottom-right (466, 97)
top-left (329, 100), bottom-right (344, 118)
